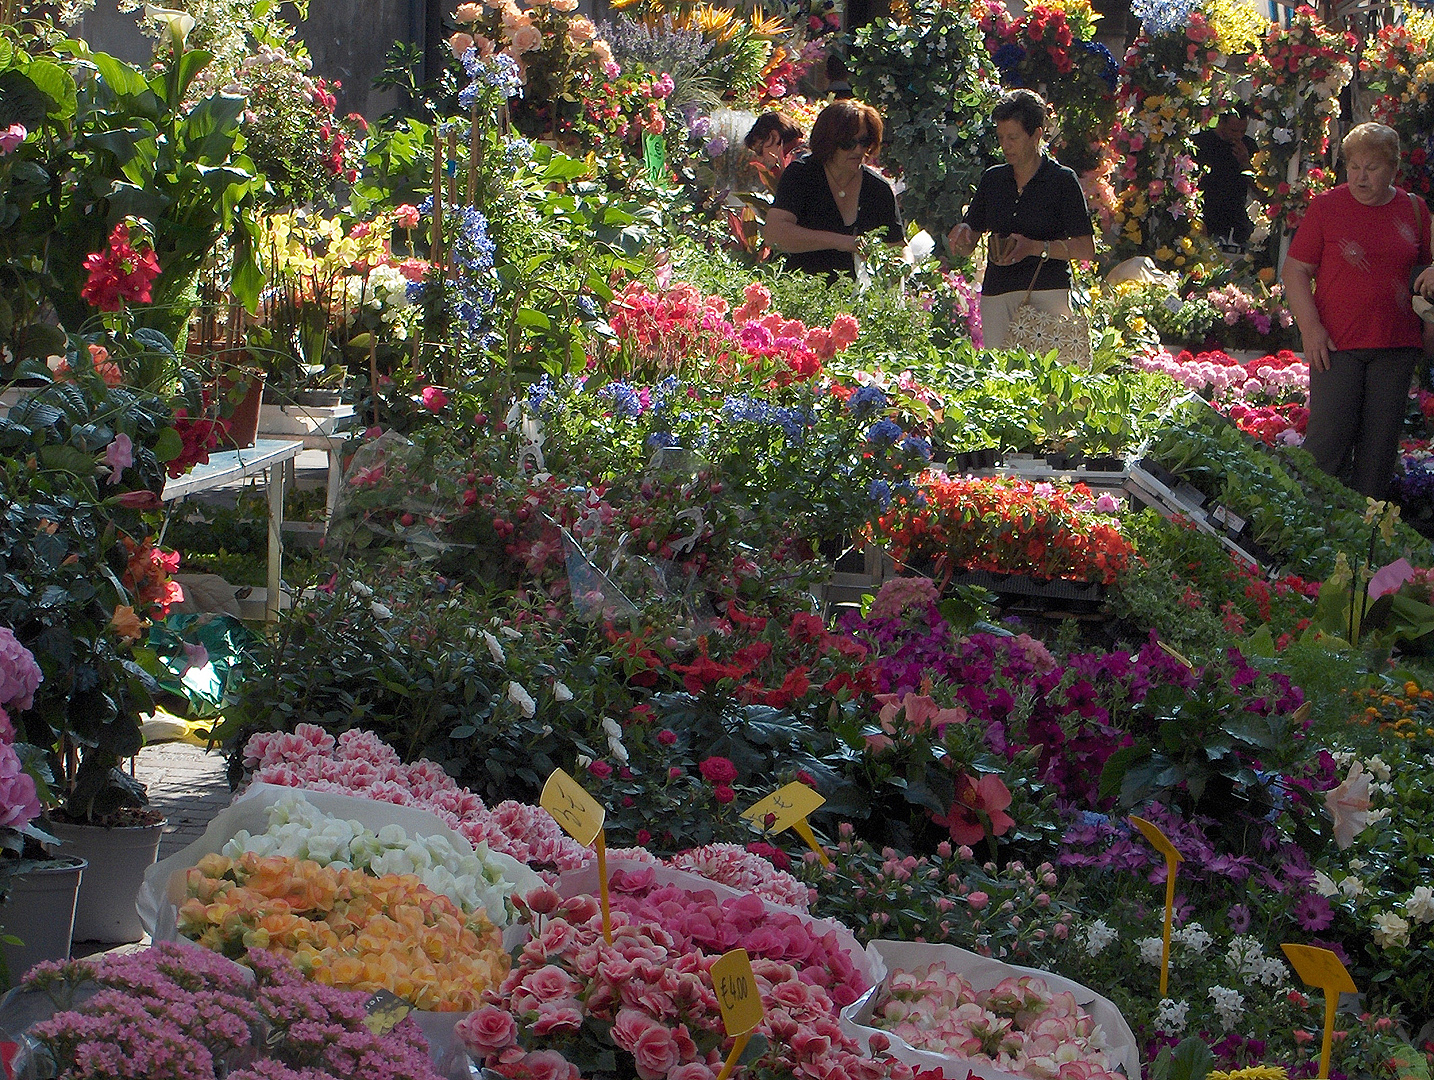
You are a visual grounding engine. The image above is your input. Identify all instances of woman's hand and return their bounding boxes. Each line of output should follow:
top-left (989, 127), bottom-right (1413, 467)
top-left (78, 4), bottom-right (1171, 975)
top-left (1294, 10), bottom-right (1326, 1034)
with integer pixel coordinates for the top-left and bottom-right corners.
top-left (1301, 321), bottom-right (1333, 372)
top-left (990, 233), bottom-right (1043, 266)
top-left (947, 222), bottom-right (977, 258)
top-left (1416, 266), bottom-right (1434, 297)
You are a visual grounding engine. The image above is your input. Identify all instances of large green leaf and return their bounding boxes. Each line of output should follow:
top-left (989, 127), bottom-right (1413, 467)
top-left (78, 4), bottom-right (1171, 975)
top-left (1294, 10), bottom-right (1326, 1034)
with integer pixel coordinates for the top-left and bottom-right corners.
top-left (22, 59), bottom-right (76, 119)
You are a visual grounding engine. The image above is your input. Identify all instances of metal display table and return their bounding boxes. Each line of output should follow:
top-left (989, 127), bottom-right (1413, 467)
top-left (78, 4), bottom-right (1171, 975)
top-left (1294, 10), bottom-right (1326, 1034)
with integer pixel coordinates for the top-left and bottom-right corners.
top-left (161, 440), bottom-right (304, 621)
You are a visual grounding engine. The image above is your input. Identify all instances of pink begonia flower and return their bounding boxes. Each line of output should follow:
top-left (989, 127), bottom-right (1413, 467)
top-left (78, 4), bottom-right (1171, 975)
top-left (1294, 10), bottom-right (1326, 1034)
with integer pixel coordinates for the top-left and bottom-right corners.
top-left (421, 385), bottom-right (449, 412)
top-left (1325, 761), bottom-right (1372, 850)
top-left (104, 432), bottom-right (134, 485)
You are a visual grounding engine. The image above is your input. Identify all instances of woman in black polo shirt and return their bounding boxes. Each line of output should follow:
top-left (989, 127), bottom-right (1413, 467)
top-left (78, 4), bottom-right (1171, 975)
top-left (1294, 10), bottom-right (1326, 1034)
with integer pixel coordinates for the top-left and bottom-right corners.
top-left (764, 99), bottom-right (903, 282)
top-left (947, 90), bottom-right (1096, 350)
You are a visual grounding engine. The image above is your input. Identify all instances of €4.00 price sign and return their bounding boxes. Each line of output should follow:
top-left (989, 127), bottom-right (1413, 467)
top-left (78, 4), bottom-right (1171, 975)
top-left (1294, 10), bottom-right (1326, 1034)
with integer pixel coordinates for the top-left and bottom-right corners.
top-left (712, 948), bottom-right (764, 1080)
top-left (541, 768), bottom-right (613, 942)
top-left (742, 782), bottom-right (830, 866)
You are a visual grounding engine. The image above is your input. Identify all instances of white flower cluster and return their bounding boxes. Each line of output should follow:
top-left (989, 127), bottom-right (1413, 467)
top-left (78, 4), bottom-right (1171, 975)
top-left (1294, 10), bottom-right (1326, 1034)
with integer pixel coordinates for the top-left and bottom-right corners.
top-left (1137, 936), bottom-right (1165, 967)
top-left (1083, 919), bottom-right (1118, 957)
top-left (223, 793), bottom-right (516, 926)
top-left (1405, 885), bottom-right (1434, 924)
top-left (601, 717), bottom-right (629, 764)
top-left (342, 265), bottom-right (416, 340)
top-left (1170, 922), bottom-right (1213, 954)
top-left (1154, 998), bottom-right (1189, 1034)
top-left (1224, 936), bottom-right (1288, 987)
top-left (1207, 985), bottom-right (1245, 1031)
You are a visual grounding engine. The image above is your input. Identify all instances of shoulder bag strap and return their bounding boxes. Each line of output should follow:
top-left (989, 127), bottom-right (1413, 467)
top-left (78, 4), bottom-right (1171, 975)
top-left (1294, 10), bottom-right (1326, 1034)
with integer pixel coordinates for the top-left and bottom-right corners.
top-left (1019, 250), bottom-right (1050, 306)
top-left (1413, 192), bottom-right (1432, 259)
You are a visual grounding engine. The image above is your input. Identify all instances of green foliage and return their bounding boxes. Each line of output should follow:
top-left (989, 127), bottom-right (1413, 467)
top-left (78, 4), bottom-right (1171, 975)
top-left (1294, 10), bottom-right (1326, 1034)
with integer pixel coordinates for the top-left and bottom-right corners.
top-left (851, 0), bottom-right (1001, 240)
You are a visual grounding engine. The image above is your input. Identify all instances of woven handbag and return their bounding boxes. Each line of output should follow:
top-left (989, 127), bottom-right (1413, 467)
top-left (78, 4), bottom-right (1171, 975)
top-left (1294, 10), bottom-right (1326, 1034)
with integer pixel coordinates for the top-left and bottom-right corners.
top-left (1004, 251), bottom-right (1093, 367)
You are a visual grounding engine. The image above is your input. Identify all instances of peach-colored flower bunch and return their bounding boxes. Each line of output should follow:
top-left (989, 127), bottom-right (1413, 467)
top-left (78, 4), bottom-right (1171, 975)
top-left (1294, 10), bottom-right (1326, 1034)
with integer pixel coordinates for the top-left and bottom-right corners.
top-left (177, 851), bottom-right (510, 1010)
top-left (460, 888), bottom-right (916, 1080)
top-left (450, 0), bottom-right (615, 96)
top-left (871, 965), bottom-right (1124, 1080)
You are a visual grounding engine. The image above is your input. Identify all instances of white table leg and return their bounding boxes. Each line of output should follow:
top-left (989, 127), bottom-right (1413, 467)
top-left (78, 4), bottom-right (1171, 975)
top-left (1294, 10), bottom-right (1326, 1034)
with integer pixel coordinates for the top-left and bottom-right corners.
top-left (266, 464), bottom-right (285, 622)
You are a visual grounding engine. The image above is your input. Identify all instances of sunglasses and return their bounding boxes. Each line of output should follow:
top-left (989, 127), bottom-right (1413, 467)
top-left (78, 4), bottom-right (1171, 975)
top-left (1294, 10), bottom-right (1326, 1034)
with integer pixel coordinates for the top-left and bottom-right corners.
top-left (837, 135), bottom-right (876, 151)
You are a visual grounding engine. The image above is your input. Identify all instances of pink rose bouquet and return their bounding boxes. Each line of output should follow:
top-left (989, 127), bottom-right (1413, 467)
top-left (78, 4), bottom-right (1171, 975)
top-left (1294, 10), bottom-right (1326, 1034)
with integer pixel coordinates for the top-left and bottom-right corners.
top-left (461, 891), bottom-right (914, 1080)
top-left (871, 964), bottom-right (1123, 1080)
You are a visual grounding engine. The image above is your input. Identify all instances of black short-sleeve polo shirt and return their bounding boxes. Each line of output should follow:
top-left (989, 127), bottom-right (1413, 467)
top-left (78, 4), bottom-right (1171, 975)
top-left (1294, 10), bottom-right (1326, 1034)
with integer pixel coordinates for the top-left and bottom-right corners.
top-left (772, 154), bottom-right (904, 281)
top-left (963, 156), bottom-right (1094, 296)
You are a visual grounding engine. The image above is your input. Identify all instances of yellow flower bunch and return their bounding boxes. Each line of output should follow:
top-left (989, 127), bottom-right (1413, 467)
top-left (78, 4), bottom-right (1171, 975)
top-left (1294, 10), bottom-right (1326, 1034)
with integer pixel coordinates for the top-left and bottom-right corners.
top-left (262, 212), bottom-right (393, 280)
top-left (1208, 1068), bottom-right (1289, 1080)
top-left (1040, 0), bottom-right (1099, 41)
top-left (1204, 0), bottom-right (1265, 57)
top-left (178, 852), bottom-right (510, 1011)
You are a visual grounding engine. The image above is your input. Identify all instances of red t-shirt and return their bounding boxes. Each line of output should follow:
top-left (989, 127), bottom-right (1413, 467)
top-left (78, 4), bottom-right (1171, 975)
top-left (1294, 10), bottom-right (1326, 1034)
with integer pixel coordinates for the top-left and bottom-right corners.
top-left (1286, 184), bottom-right (1431, 350)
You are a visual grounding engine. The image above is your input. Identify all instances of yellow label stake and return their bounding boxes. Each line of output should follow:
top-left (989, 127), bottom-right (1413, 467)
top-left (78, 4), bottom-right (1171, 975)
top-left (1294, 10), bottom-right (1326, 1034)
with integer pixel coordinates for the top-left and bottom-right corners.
top-left (1282, 943), bottom-right (1357, 1080)
top-left (541, 768), bottom-right (612, 942)
top-left (712, 948), bottom-right (764, 1080)
top-left (1129, 815), bottom-right (1183, 999)
top-left (743, 782), bottom-right (830, 866)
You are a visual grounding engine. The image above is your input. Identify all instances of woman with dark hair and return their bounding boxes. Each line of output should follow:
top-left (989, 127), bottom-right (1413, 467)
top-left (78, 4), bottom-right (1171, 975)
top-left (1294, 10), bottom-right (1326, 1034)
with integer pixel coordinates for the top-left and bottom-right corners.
top-left (946, 89), bottom-right (1095, 349)
top-left (744, 112), bottom-right (805, 186)
top-left (763, 99), bottom-right (903, 281)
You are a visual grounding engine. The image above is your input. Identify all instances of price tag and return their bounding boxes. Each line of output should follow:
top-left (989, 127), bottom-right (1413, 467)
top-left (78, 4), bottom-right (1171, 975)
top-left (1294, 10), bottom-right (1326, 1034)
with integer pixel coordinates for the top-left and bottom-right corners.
top-left (743, 782), bottom-right (831, 866)
top-left (1282, 943), bottom-right (1357, 1080)
top-left (361, 989), bottom-right (412, 1036)
top-left (1130, 815), bottom-right (1183, 998)
top-left (644, 132), bottom-right (667, 186)
top-left (712, 948), bottom-right (764, 1080)
top-left (542, 768), bottom-right (613, 942)
top-left (541, 768), bottom-right (605, 846)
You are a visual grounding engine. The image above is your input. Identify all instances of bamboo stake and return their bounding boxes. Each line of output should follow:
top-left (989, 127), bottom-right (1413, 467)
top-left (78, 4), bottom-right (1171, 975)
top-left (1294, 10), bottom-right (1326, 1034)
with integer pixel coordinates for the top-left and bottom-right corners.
top-left (468, 108), bottom-right (480, 207)
top-left (369, 337), bottom-right (381, 429)
top-left (431, 128), bottom-right (444, 267)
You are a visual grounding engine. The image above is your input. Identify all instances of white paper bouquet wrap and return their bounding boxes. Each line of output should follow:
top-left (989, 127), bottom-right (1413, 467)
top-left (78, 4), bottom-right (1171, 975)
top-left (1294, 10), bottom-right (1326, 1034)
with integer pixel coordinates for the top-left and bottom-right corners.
top-left (137, 781), bottom-right (543, 949)
top-left (839, 940), bottom-right (1140, 1080)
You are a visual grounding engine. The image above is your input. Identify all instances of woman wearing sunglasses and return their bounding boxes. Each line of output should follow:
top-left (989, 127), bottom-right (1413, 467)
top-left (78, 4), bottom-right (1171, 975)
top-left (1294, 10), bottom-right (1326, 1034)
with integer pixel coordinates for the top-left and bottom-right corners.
top-left (946, 89), bottom-right (1095, 349)
top-left (764, 99), bottom-right (903, 282)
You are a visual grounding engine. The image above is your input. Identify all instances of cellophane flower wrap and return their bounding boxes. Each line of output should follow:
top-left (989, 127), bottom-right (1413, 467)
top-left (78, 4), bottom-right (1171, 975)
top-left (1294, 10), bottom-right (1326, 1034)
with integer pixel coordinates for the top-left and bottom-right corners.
top-left (222, 789), bottom-right (517, 926)
top-left (869, 964), bottom-right (1123, 1080)
top-left (18, 941), bottom-right (445, 1080)
top-left (177, 851), bottom-right (509, 1010)
top-left (459, 888), bottom-right (914, 1080)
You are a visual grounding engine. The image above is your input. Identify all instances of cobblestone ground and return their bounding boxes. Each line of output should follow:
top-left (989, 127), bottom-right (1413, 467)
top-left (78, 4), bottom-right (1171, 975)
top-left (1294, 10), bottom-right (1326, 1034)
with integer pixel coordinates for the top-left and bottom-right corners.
top-left (133, 741), bottom-right (234, 862)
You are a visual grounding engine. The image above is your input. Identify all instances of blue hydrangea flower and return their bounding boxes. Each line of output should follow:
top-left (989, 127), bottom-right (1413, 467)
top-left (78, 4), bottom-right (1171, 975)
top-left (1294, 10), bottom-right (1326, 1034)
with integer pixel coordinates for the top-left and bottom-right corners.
top-left (900, 436), bottom-right (933, 462)
top-left (868, 479), bottom-right (892, 509)
top-left (847, 385), bottom-right (888, 418)
top-left (866, 419), bottom-right (902, 445)
top-left (646, 431), bottom-right (680, 449)
top-left (992, 43), bottom-right (1026, 71)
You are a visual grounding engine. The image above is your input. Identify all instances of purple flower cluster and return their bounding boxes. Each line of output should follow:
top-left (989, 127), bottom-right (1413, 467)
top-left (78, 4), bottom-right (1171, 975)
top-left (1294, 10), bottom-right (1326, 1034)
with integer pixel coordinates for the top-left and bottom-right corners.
top-left (22, 943), bottom-right (443, 1080)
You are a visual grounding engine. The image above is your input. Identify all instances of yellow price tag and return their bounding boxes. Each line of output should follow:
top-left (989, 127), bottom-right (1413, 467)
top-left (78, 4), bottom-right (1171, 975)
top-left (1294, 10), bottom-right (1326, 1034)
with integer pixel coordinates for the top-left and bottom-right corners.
top-left (1282, 943), bottom-right (1357, 1080)
top-left (712, 948), bottom-right (764, 1080)
top-left (743, 782), bottom-right (830, 866)
top-left (541, 768), bottom-right (606, 847)
top-left (542, 769), bottom-right (612, 942)
top-left (1129, 815), bottom-right (1183, 999)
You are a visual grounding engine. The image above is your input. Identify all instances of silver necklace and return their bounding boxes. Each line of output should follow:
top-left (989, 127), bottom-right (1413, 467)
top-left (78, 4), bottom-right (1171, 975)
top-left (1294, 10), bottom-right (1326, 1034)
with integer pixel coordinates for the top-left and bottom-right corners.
top-left (826, 164), bottom-right (856, 199)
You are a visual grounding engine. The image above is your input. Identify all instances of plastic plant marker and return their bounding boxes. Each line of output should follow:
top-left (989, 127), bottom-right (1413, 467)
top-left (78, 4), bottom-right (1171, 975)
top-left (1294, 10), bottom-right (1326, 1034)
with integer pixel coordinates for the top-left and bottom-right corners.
top-left (1130, 815), bottom-right (1183, 998)
top-left (1156, 640), bottom-right (1194, 669)
top-left (712, 948), bottom-right (764, 1080)
top-left (1282, 943), bottom-right (1357, 1079)
top-left (361, 989), bottom-right (412, 1036)
top-left (541, 768), bottom-right (612, 942)
top-left (742, 782), bottom-right (831, 866)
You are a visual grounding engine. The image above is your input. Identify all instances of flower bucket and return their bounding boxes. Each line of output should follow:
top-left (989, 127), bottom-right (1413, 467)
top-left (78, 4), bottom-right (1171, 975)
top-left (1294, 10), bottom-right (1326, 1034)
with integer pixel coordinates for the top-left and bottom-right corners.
top-left (1, 856), bottom-right (86, 981)
top-left (222, 373), bottom-right (265, 450)
top-left (49, 819), bottom-right (165, 944)
top-left (839, 939), bottom-right (1139, 1080)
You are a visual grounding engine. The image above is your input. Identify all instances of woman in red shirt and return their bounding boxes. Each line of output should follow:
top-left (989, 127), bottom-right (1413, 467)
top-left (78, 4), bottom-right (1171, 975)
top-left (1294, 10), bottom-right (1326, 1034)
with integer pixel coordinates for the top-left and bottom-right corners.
top-left (1284, 122), bottom-right (1432, 499)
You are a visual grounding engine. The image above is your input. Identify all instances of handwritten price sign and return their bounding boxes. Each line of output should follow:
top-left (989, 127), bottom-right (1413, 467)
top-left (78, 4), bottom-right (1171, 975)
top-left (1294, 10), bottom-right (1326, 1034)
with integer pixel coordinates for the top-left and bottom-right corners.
top-left (712, 949), bottom-right (764, 1080)
top-left (541, 768), bottom-right (612, 941)
top-left (743, 782), bottom-right (830, 866)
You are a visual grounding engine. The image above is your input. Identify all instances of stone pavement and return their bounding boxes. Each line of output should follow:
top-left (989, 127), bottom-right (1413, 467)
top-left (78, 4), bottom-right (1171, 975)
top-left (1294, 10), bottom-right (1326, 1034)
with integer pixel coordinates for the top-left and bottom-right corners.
top-left (132, 740), bottom-right (234, 862)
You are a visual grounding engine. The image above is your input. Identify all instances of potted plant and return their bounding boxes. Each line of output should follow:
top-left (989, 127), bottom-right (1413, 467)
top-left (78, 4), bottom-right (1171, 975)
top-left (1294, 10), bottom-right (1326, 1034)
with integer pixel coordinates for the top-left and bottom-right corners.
top-left (0, 628), bottom-right (79, 984)
top-left (0, 341), bottom-right (194, 945)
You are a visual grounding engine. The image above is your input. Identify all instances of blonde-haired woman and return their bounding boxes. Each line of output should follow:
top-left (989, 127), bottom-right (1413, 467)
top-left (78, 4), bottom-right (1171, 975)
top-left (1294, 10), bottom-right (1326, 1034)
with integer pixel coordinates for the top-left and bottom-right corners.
top-left (1284, 121), bottom-right (1432, 498)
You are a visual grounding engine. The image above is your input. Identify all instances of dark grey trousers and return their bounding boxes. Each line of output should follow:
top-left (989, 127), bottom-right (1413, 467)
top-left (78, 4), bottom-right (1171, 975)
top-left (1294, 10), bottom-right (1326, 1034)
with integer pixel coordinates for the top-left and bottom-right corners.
top-left (1303, 347), bottom-right (1420, 500)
